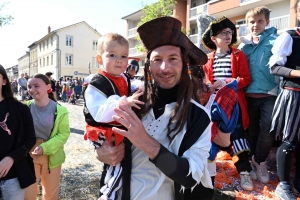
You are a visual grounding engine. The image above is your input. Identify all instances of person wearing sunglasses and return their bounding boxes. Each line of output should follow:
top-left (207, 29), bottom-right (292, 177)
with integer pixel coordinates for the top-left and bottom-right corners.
top-left (126, 59), bottom-right (143, 94)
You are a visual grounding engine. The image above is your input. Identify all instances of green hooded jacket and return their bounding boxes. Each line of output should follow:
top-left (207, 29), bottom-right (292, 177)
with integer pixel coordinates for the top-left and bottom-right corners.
top-left (26, 100), bottom-right (70, 170)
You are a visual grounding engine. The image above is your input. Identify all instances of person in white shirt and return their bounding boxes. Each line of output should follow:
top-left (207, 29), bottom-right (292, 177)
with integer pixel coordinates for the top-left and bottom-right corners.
top-left (95, 17), bottom-right (214, 200)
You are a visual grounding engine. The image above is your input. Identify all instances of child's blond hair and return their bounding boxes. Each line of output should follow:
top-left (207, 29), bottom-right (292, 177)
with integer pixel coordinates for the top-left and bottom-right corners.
top-left (245, 6), bottom-right (270, 24)
top-left (97, 33), bottom-right (129, 56)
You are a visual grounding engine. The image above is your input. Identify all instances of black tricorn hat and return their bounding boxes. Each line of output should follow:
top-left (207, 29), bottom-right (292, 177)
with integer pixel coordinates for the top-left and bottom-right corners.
top-left (202, 16), bottom-right (237, 50)
top-left (137, 16), bottom-right (208, 65)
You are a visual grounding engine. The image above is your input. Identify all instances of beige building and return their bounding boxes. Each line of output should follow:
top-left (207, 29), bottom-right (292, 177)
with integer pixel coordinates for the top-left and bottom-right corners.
top-left (35, 21), bottom-right (101, 80)
top-left (28, 42), bottom-right (38, 76)
top-left (123, 0), bottom-right (295, 74)
top-left (17, 52), bottom-right (30, 76)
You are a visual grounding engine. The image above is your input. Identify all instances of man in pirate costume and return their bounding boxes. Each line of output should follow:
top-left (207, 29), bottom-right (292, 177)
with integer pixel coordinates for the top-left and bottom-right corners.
top-left (83, 33), bottom-right (144, 200)
top-left (95, 16), bottom-right (214, 200)
top-left (202, 16), bottom-right (253, 191)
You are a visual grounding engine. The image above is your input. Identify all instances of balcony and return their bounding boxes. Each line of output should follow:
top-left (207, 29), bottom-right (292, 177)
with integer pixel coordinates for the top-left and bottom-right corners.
top-left (190, 3), bottom-right (208, 18)
top-left (269, 15), bottom-right (289, 30)
top-left (189, 34), bottom-right (198, 45)
top-left (129, 47), bottom-right (143, 57)
top-left (239, 15), bottom-right (290, 36)
top-left (128, 27), bottom-right (138, 38)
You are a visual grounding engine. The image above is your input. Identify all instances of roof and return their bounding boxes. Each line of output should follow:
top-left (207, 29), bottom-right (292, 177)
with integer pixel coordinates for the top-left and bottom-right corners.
top-left (121, 9), bottom-right (143, 20)
top-left (28, 41), bottom-right (37, 48)
top-left (17, 52), bottom-right (30, 61)
top-left (36, 21), bottom-right (101, 43)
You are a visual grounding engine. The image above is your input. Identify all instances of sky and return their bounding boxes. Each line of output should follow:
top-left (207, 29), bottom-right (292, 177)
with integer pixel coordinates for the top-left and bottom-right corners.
top-left (0, 0), bottom-right (157, 68)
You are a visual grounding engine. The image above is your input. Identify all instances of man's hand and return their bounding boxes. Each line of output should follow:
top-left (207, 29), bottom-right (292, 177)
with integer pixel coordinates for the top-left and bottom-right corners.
top-left (112, 100), bottom-right (160, 160)
top-left (0, 157), bottom-right (14, 178)
top-left (95, 140), bottom-right (125, 166)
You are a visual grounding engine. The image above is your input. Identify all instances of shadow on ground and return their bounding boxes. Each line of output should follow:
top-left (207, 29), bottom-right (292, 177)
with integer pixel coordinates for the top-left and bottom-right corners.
top-left (70, 127), bottom-right (84, 135)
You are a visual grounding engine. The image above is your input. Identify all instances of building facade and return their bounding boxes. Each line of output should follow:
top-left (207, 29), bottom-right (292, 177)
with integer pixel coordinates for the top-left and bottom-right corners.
top-left (34, 21), bottom-right (101, 80)
top-left (17, 52), bottom-right (30, 76)
top-left (123, 0), bottom-right (294, 74)
top-left (28, 42), bottom-right (38, 76)
top-left (5, 65), bottom-right (18, 81)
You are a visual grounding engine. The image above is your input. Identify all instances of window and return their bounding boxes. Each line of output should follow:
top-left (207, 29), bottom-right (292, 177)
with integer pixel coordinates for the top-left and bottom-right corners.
top-left (47, 56), bottom-right (49, 66)
top-left (93, 41), bottom-right (98, 50)
top-left (92, 57), bottom-right (99, 68)
top-left (46, 40), bottom-right (48, 49)
top-left (39, 44), bottom-right (41, 51)
top-left (51, 37), bottom-right (53, 46)
top-left (40, 59), bottom-right (41, 67)
top-left (66, 54), bottom-right (73, 65)
top-left (192, 2), bottom-right (196, 7)
top-left (191, 28), bottom-right (196, 35)
top-left (43, 42), bottom-right (45, 50)
top-left (51, 55), bottom-right (53, 65)
top-left (43, 58), bottom-right (45, 67)
top-left (66, 36), bottom-right (73, 46)
top-left (236, 19), bottom-right (246, 26)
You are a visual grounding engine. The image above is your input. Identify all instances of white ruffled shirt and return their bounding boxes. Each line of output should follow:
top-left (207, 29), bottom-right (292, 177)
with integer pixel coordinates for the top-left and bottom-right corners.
top-left (269, 29), bottom-right (297, 67)
top-left (85, 79), bottom-right (213, 199)
top-left (128, 100), bottom-right (213, 200)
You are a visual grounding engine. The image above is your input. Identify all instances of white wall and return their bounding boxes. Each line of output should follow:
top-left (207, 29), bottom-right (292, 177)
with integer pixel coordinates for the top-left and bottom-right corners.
top-left (267, 0), bottom-right (290, 18)
top-left (58, 23), bottom-right (101, 79)
top-left (36, 23), bottom-right (101, 80)
top-left (18, 54), bottom-right (29, 75)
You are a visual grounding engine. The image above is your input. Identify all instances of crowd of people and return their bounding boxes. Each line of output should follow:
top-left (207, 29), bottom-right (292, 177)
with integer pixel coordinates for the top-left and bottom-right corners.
top-left (1, 1), bottom-right (300, 200)
top-left (13, 72), bottom-right (84, 104)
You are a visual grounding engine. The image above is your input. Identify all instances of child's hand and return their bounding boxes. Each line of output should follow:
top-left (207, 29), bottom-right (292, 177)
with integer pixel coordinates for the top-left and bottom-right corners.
top-left (210, 80), bottom-right (223, 92)
top-left (127, 90), bottom-right (144, 109)
top-left (118, 90), bottom-right (144, 110)
top-left (32, 146), bottom-right (43, 156)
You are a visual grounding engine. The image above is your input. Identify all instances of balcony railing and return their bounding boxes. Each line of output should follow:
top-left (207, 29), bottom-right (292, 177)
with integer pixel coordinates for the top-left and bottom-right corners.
top-left (239, 15), bottom-right (290, 36)
top-left (190, 3), bottom-right (208, 18)
top-left (189, 34), bottom-right (198, 44)
top-left (268, 15), bottom-right (289, 30)
top-left (128, 27), bottom-right (138, 38)
top-left (129, 47), bottom-right (143, 56)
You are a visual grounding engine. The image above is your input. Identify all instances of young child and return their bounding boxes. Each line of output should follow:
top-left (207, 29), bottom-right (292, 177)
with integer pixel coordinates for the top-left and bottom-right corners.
top-left (202, 16), bottom-right (253, 191)
top-left (239, 6), bottom-right (278, 184)
top-left (61, 83), bottom-right (67, 102)
top-left (268, 1), bottom-right (300, 199)
top-left (67, 85), bottom-right (73, 102)
top-left (74, 81), bottom-right (82, 100)
top-left (83, 33), bottom-right (143, 200)
top-left (25, 74), bottom-right (70, 200)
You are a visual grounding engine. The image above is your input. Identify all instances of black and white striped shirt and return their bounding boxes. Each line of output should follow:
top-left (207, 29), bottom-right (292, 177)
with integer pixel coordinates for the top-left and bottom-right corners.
top-left (212, 52), bottom-right (232, 82)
